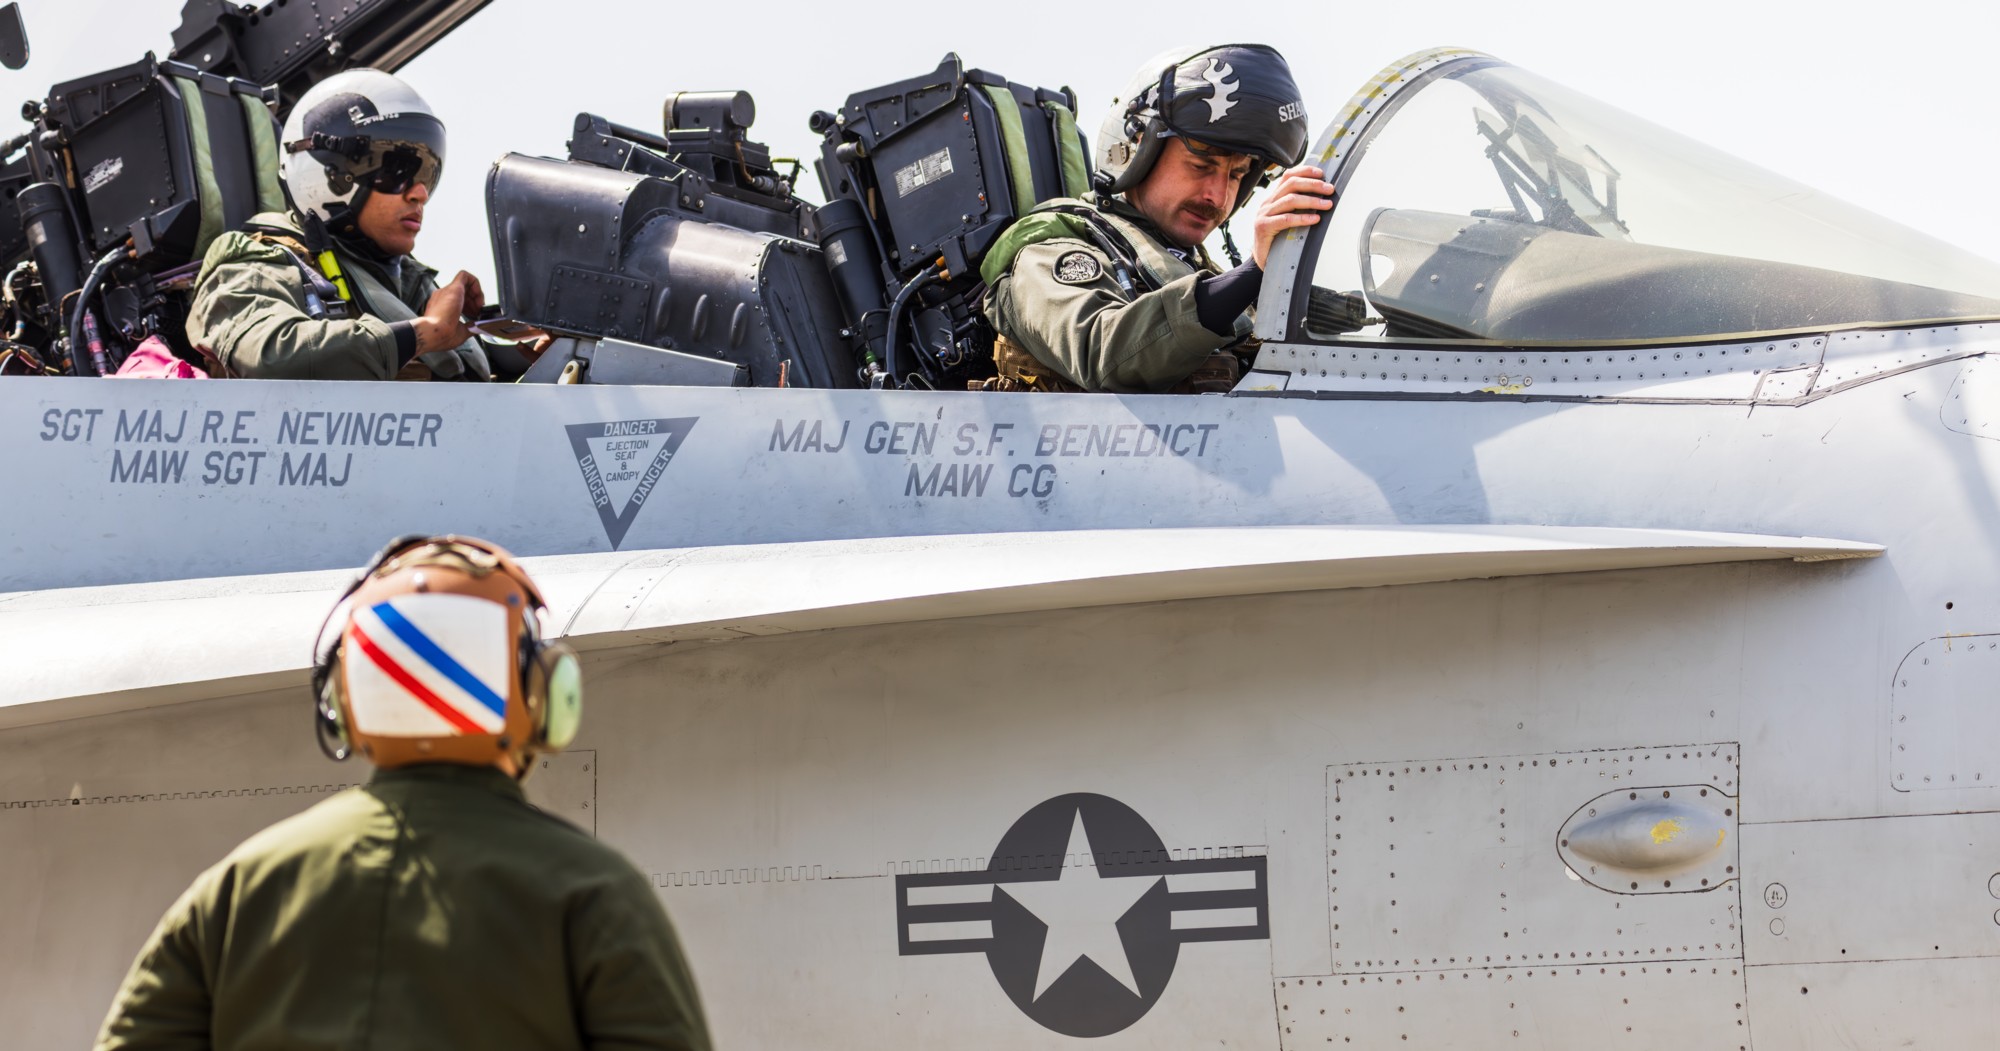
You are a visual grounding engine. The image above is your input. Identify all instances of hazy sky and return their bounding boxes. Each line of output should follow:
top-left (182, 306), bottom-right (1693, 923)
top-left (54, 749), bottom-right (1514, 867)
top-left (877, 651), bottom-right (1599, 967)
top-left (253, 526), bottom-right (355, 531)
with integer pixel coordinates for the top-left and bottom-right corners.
top-left (7, 0), bottom-right (1999, 291)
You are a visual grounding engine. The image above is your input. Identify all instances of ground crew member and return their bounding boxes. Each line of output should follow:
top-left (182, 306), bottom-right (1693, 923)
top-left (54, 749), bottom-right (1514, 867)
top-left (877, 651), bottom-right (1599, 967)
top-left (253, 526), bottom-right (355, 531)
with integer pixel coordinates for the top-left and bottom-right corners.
top-left (980, 44), bottom-right (1331, 393)
top-left (94, 535), bottom-right (712, 1051)
top-left (186, 70), bottom-right (508, 380)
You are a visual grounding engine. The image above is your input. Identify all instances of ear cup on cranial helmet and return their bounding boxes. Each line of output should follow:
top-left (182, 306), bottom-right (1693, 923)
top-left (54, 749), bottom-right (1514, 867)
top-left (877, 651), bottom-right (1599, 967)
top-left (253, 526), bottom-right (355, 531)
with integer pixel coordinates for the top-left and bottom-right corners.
top-left (309, 532), bottom-right (430, 763)
top-left (526, 643), bottom-right (583, 750)
top-left (311, 645), bottom-right (355, 761)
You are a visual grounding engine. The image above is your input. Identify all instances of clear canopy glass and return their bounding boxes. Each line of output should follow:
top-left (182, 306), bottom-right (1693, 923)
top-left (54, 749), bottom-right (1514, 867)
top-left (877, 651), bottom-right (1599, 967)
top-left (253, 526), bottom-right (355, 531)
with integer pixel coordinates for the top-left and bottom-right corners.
top-left (1298, 59), bottom-right (2000, 344)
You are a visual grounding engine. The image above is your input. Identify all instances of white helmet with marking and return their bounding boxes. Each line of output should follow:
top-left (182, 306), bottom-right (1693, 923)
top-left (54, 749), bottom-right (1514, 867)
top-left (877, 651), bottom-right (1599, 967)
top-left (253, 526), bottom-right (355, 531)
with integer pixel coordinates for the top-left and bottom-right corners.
top-left (280, 69), bottom-right (446, 234)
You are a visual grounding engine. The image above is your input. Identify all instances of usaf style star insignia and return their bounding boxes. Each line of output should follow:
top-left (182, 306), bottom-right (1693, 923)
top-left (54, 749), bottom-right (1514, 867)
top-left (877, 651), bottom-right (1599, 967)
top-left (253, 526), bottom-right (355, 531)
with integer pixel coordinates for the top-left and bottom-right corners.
top-left (1053, 250), bottom-right (1104, 285)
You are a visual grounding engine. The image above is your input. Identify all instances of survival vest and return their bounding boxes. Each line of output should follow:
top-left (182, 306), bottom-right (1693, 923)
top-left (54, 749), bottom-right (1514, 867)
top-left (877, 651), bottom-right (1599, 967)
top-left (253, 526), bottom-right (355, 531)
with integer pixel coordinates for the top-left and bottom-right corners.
top-left (983, 196), bottom-right (1253, 344)
top-left (242, 220), bottom-right (358, 322)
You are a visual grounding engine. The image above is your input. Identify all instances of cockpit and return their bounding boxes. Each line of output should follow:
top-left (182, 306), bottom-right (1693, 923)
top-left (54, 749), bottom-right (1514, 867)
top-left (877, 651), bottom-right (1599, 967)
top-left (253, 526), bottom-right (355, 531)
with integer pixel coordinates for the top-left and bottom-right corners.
top-left (11, 33), bottom-right (2000, 390)
top-left (1280, 51), bottom-right (2000, 347)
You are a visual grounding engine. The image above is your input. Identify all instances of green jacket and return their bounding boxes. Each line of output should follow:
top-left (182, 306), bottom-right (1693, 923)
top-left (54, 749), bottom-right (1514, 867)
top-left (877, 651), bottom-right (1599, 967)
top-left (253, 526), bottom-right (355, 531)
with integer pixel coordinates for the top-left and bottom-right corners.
top-left (982, 194), bottom-right (1250, 393)
top-left (95, 764), bottom-right (711, 1051)
top-left (186, 211), bottom-right (491, 381)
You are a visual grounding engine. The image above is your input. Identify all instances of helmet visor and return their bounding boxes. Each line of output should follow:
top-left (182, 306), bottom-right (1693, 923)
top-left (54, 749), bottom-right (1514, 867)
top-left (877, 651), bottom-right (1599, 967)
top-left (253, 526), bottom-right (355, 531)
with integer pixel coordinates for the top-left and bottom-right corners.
top-left (367, 143), bottom-right (442, 196)
top-left (286, 107), bottom-right (447, 199)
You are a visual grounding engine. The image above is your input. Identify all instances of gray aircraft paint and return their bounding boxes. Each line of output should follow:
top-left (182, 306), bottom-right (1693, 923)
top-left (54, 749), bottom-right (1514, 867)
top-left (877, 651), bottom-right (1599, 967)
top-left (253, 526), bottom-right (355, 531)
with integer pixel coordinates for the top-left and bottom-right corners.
top-left (6, 316), bottom-right (1991, 591)
top-left (6, 330), bottom-right (1997, 1045)
top-left (4, 542), bottom-right (1993, 1046)
top-left (10, 46), bottom-right (2000, 1051)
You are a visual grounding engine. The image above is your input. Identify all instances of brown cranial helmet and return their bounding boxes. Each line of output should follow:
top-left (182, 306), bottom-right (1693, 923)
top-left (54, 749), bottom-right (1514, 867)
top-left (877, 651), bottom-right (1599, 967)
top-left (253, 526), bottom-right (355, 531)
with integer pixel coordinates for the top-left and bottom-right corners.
top-left (312, 535), bottom-right (582, 772)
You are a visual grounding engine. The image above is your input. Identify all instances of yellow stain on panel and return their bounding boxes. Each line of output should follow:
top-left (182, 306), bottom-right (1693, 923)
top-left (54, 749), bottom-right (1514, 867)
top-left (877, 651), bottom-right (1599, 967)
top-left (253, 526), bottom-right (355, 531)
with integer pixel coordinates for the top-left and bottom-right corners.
top-left (1649, 817), bottom-right (1685, 844)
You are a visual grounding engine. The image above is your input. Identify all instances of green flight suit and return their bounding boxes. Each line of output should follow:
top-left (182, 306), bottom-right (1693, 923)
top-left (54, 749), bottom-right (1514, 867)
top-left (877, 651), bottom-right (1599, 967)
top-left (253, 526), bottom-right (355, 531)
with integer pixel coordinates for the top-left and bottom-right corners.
top-left (982, 193), bottom-right (1251, 393)
top-left (95, 763), bottom-right (711, 1051)
top-left (186, 211), bottom-right (491, 381)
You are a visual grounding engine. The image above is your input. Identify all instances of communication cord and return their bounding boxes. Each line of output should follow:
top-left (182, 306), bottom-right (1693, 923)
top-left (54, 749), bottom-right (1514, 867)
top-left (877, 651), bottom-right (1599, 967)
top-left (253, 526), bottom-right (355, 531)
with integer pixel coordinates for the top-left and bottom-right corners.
top-left (882, 264), bottom-right (945, 389)
top-left (67, 241), bottom-right (131, 376)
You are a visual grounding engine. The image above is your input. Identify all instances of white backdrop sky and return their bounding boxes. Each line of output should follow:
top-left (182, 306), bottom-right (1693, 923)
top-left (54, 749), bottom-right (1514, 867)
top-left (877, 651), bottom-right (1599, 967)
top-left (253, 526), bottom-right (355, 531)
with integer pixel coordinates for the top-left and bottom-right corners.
top-left (8, 0), bottom-right (1998, 292)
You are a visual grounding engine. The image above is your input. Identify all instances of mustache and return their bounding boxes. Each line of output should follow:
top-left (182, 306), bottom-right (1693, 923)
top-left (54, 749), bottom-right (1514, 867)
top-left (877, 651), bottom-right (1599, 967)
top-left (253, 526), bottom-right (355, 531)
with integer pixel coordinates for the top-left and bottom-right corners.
top-left (1179, 202), bottom-right (1223, 223)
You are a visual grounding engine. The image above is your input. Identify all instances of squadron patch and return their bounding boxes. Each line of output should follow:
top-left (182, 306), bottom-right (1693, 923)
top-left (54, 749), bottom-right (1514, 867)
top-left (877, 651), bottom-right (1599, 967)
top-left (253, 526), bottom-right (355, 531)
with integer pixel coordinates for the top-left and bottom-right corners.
top-left (1053, 250), bottom-right (1104, 285)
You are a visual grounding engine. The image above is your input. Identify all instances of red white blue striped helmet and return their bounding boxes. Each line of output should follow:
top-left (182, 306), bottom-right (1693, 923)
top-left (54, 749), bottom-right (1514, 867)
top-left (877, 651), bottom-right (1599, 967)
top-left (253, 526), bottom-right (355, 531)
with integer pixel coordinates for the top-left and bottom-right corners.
top-left (316, 536), bottom-right (580, 772)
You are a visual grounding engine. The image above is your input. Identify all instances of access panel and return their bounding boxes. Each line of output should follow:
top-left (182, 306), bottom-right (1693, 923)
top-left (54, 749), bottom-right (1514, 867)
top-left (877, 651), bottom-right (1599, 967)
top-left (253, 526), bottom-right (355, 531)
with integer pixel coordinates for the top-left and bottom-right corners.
top-left (1326, 744), bottom-right (1742, 971)
top-left (1277, 963), bottom-right (1749, 1047)
top-left (1277, 744), bottom-right (1750, 1049)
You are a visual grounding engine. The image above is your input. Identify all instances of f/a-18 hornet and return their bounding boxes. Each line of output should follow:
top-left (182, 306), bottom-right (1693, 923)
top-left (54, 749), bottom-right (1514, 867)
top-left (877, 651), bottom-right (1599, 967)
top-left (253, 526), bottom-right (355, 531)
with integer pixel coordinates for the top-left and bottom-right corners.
top-left (3, 2), bottom-right (1997, 1046)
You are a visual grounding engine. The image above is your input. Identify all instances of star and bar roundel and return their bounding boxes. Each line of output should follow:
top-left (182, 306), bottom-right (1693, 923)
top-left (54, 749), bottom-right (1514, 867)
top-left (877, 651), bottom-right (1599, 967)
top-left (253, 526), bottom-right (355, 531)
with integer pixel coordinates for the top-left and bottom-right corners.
top-left (896, 793), bottom-right (1270, 1037)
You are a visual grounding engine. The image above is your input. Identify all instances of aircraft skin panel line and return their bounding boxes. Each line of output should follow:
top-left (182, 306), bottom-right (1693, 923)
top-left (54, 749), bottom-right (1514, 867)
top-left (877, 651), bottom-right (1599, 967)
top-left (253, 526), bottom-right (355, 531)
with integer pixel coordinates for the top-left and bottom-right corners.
top-left (0, 525), bottom-right (1880, 725)
top-left (1253, 323), bottom-right (2000, 403)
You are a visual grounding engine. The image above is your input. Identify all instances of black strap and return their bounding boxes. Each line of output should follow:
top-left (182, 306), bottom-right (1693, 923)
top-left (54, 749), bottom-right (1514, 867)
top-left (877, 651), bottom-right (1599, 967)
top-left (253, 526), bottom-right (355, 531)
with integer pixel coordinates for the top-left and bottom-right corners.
top-left (244, 222), bottom-right (348, 320)
top-left (1033, 203), bottom-right (1163, 295)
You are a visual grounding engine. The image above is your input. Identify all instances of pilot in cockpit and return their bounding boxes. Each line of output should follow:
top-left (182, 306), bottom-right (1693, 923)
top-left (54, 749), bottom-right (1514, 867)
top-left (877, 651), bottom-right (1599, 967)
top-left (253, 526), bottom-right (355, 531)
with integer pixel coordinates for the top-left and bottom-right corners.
top-left (184, 70), bottom-right (530, 381)
top-left (979, 43), bottom-right (1333, 394)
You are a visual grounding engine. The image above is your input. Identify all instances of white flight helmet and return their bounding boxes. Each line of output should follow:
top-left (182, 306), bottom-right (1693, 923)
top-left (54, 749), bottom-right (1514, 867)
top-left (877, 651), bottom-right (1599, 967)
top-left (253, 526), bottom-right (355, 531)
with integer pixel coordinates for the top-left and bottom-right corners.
top-left (280, 69), bottom-right (446, 234)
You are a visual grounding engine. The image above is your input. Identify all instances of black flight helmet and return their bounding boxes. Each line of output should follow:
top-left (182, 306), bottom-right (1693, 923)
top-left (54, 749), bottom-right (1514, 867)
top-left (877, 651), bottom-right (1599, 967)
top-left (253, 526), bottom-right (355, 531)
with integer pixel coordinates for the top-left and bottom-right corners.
top-left (1094, 44), bottom-right (1309, 215)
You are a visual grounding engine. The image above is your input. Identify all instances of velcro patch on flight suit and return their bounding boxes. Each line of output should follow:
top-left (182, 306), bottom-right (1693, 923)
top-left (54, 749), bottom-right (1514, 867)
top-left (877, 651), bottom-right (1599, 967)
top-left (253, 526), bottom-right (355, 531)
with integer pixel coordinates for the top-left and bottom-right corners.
top-left (1052, 250), bottom-right (1104, 285)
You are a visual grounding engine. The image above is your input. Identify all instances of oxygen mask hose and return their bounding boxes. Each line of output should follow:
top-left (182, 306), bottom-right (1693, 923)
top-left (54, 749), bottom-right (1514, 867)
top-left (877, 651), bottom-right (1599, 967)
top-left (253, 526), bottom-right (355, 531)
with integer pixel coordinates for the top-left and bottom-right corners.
top-left (4, 260), bottom-right (32, 342)
top-left (80, 310), bottom-right (109, 376)
top-left (67, 241), bottom-right (133, 377)
top-left (1220, 223), bottom-right (1244, 268)
top-left (882, 263), bottom-right (947, 390)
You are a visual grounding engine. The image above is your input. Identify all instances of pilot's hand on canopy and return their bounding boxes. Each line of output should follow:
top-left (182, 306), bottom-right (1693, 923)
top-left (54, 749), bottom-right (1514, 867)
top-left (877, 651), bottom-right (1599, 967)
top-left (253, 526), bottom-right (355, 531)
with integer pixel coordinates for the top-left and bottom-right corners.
top-left (1252, 165), bottom-right (1334, 270)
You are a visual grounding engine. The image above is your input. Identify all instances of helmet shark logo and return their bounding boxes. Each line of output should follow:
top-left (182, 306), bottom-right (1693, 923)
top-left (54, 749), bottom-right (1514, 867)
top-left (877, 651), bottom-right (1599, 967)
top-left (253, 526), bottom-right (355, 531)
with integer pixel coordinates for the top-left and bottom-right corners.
top-left (1199, 60), bottom-right (1239, 123)
top-left (896, 793), bottom-right (1269, 1037)
top-left (565, 417), bottom-right (697, 548)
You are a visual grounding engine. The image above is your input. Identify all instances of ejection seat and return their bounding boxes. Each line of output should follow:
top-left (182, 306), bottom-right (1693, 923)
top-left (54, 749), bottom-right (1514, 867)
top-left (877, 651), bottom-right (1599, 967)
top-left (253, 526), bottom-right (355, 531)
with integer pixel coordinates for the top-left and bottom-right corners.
top-left (813, 53), bottom-right (1094, 388)
top-left (48, 54), bottom-right (286, 264)
top-left (486, 54), bottom-right (1095, 390)
top-left (7, 54), bottom-right (285, 369)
